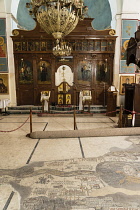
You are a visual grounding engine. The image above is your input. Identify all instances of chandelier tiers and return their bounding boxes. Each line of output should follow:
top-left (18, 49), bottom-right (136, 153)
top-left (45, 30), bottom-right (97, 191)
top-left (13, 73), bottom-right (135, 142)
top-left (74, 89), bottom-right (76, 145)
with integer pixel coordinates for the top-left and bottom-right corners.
top-left (53, 39), bottom-right (71, 56)
top-left (26, 0), bottom-right (88, 40)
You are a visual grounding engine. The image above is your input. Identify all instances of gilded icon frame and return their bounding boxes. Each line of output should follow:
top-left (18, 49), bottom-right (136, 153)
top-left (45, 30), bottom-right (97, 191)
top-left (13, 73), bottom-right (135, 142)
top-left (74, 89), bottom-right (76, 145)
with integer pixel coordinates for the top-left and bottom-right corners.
top-left (120, 75), bottom-right (135, 95)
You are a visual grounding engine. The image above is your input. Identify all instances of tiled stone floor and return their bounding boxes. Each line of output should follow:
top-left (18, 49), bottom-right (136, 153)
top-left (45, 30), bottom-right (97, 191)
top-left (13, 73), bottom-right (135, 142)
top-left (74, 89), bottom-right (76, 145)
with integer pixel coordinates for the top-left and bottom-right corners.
top-left (0, 113), bottom-right (140, 210)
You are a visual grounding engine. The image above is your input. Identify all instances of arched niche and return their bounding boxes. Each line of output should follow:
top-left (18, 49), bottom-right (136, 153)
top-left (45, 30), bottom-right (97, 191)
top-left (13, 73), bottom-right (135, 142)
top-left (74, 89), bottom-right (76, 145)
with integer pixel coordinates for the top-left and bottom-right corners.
top-left (55, 65), bottom-right (73, 87)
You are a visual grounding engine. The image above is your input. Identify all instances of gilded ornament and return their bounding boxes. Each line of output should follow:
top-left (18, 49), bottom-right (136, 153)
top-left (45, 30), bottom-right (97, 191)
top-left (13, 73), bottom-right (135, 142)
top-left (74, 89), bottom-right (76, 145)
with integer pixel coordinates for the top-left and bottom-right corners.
top-left (109, 29), bottom-right (116, 36)
top-left (12, 30), bottom-right (19, 36)
top-left (0, 37), bottom-right (4, 45)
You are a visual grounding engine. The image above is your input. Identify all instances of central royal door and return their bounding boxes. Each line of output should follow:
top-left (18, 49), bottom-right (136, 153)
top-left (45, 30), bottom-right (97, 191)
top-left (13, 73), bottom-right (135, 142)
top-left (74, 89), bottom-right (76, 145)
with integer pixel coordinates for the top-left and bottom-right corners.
top-left (57, 82), bottom-right (72, 105)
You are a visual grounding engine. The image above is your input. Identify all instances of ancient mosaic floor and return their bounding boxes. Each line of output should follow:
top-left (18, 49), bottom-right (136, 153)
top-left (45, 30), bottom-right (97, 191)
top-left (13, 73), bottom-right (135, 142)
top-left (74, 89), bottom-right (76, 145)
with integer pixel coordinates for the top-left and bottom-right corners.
top-left (0, 114), bottom-right (140, 210)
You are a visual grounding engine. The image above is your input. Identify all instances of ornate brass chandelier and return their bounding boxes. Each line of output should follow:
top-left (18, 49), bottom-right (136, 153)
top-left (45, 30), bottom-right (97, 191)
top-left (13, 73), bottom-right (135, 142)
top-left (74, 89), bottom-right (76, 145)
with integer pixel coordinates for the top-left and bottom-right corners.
top-left (26, 0), bottom-right (88, 40)
top-left (53, 39), bottom-right (71, 56)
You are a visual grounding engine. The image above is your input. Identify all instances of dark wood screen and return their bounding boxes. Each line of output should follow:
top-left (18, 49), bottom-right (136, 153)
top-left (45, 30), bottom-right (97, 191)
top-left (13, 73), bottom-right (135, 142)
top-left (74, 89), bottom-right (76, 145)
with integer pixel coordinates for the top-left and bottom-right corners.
top-left (11, 18), bottom-right (117, 106)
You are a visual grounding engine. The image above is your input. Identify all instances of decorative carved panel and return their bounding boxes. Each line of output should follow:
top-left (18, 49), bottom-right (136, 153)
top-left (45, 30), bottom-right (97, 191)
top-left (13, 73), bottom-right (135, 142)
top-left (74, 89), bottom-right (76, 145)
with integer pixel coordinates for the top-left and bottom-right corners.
top-left (11, 18), bottom-right (116, 106)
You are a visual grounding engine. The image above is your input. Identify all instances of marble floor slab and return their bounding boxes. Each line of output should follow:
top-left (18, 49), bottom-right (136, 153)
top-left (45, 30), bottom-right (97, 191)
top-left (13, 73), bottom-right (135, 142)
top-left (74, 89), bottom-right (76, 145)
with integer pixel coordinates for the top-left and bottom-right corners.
top-left (0, 114), bottom-right (140, 210)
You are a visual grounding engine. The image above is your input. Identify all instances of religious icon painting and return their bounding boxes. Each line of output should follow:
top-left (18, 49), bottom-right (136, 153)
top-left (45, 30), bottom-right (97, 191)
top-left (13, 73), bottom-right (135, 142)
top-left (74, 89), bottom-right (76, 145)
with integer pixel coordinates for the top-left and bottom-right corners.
top-left (0, 36), bottom-right (8, 73)
top-left (41, 91), bottom-right (50, 97)
top-left (89, 40), bottom-right (94, 51)
top-left (121, 39), bottom-right (130, 60)
top-left (22, 42), bottom-right (27, 51)
top-left (77, 60), bottom-right (92, 85)
top-left (0, 74), bottom-right (8, 94)
top-left (135, 74), bottom-right (140, 84)
top-left (0, 18), bottom-right (6, 36)
top-left (101, 41), bottom-right (107, 51)
top-left (83, 90), bottom-right (91, 96)
top-left (82, 40), bottom-right (88, 51)
top-left (0, 36), bottom-right (7, 57)
top-left (0, 19), bottom-right (8, 73)
top-left (96, 60), bottom-right (110, 83)
top-left (37, 60), bottom-right (51, 84)
top-left (58, 83), bottom-right (63, 92)
top-left (66, 94), bottom-right (71, 104)
top-left (108, 41), bottom-right (115, 51)
top-left (120, 75), bottom-right (135, 95)
top-left (95, 41), bottom-right (101, 51)
top-left (120, 60), bottom-right (135, 74)
top-left (75, 41), bottom-right (82, 51)
top-left (41, 42), bottom-right (47, 51)
top-left (19, 59), bottom-right (33, 84)
top-left (14, 42), bottom-right (22, 51)
top-left (44, 91), bottom-right (49, 96)
top-left (122, 19), bottom-right (138, 39)
top-left (0, 58), bottom-right (8, 72)
top-left (58, 94), bottom-right (63, 105)
top-left (34, 41), bottom-right (40, 51)
top-left (28, 41), bottom-right (35, 51)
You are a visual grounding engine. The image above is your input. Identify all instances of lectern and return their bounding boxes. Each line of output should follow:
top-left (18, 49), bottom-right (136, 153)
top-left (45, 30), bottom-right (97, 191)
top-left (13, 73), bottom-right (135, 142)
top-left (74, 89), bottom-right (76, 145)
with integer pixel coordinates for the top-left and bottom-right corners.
top-left (106, 86), bottom-right (117, 117)
top-left (123, 84), bottom-right (140, 127)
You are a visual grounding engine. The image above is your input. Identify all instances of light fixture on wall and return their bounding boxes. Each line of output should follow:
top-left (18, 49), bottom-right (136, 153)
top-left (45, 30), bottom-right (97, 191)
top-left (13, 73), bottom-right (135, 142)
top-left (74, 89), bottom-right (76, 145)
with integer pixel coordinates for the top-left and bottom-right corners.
top-left (53, 39), bottom-right (72, 56)
top-left (26, 0), bottom-right (88, 40)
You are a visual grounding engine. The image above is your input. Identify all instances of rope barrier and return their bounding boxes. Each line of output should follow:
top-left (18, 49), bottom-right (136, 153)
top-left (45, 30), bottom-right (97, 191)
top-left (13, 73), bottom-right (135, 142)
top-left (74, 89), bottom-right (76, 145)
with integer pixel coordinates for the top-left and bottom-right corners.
top-left (123, 109), bottom-right (140, 115)
top-left (0, 107), bottom-right (137, 133)
top-left (50, 108), bottom-right (138, 115)
top-left (34, 108), bottom-right (139, 117)
top-left (0, 115), bottom-right (30, 133)
top-left (33, 109), bottom-right (119, 115)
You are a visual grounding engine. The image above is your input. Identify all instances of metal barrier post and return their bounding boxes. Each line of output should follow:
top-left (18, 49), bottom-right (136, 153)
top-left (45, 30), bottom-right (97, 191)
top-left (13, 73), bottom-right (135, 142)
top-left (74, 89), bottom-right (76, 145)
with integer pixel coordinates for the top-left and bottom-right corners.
top-left (74, 106), bottom-right (76, 130)
top-left (118, 105), bottom-right (123, 128)
top-left (30, 108), bottom-right (32, 133)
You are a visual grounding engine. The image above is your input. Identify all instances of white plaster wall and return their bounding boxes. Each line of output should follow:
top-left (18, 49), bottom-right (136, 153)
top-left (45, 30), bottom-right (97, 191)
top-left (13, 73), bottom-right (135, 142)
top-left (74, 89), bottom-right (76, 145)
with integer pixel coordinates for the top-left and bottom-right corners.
top-left (117, 0), bottom-right (123, 14)
top-left (0, 0), bottom-right (6, 17)
top-left (121, 0), bottom-right (140, 19)
top-left (111, 0), bottom-right (123, 106)
top-left (11, 0), bottom-right (20, 30)
top-left (122, 0), bottom-right (140, 15)
top-left (113, 14), bottom-right (122, 106)
top-left (11, 0), bottom-right (20, 17)
top-left (4, 0), bottom-right (12, 13)
top-left (6, 14), bottom-right (17, 106)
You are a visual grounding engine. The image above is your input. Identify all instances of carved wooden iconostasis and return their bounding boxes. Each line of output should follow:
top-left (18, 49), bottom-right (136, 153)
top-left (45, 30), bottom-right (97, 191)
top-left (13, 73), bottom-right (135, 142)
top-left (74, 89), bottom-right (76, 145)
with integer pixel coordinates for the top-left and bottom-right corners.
top-left (11, 18), bottom-right (116, 106)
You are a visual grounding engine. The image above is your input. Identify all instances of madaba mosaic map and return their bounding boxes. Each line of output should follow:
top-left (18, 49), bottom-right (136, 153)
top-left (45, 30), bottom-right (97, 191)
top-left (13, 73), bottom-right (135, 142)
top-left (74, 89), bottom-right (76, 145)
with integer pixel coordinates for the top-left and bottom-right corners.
top-left (0, 135), bottom-right (140, 209)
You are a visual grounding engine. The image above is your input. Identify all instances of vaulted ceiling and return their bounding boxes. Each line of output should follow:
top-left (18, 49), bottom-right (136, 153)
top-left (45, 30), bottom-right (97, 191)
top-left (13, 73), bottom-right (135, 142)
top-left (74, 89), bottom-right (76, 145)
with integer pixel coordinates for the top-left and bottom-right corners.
top-left (1, 0), bottom-right (140, 31)
top-left (15, 0), bottom-right (114, 30)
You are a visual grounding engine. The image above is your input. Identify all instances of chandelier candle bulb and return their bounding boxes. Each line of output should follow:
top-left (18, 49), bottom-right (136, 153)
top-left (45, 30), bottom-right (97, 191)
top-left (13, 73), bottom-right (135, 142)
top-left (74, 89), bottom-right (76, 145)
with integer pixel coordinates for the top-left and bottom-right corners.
top-left (70, 4), bottom-right (72, 12)
top-left (57, 1), bottom-right (59, 11)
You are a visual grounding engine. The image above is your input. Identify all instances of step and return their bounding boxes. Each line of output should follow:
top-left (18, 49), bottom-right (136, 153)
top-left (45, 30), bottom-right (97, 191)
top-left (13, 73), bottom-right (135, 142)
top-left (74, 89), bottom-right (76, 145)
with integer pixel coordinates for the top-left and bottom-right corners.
top-left (6, 105), bottom-right (113, 114)
top-left (7, 110), bottom-right (42, 114)
top-left (8, 106), bottom-right (42, 110)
